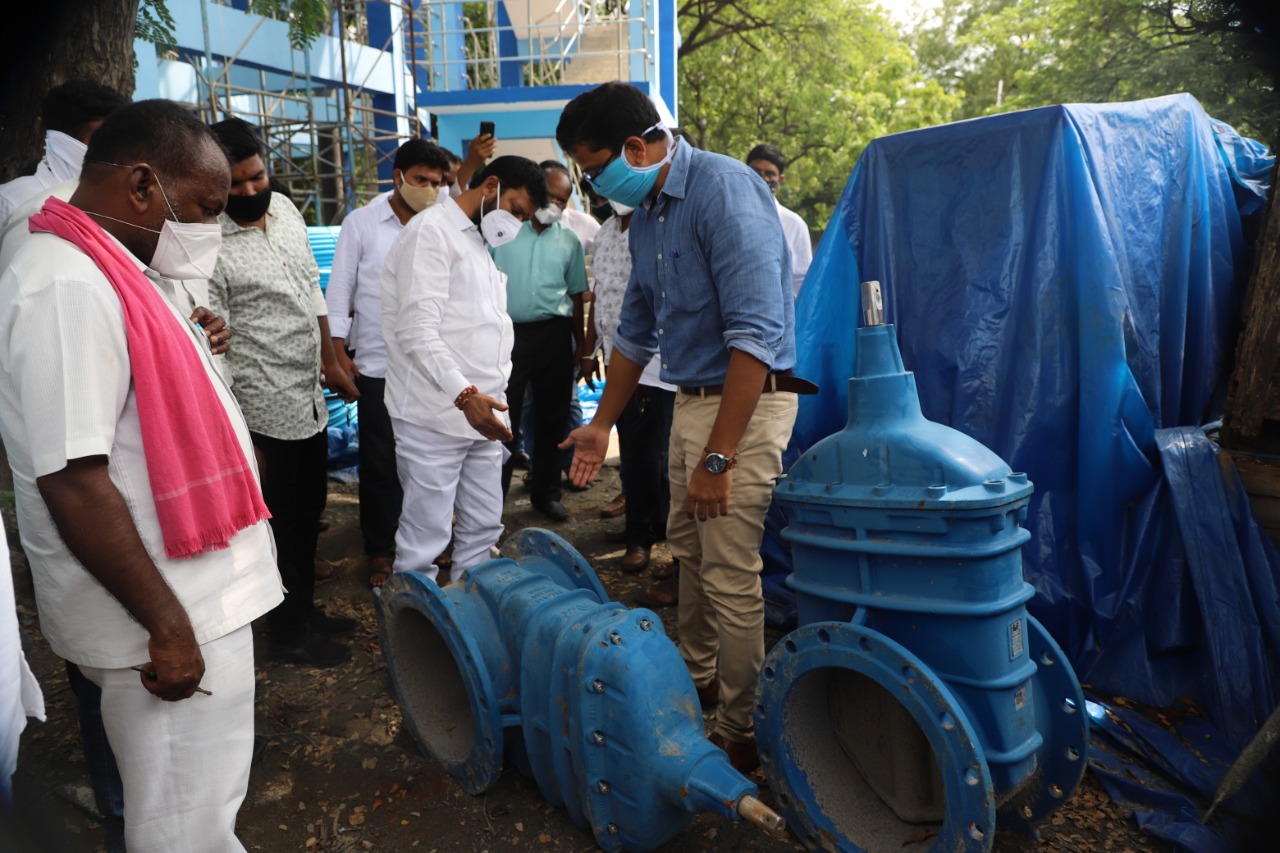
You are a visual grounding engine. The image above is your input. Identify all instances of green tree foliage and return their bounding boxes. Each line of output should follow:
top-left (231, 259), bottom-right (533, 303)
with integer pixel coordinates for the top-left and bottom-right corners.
top-left (137, 0), bottom-right (330, 52)
top-left (680, 0), bottom-right (960, 229)
top-left (909, 0), bottom-right (1279, 145)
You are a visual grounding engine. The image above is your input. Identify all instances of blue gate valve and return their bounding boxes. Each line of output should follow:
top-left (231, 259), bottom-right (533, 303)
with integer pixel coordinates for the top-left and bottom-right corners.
top-left (375, 529), bottom-right (786, 852)
top-left (760, 282), bottom-right (1087, 852)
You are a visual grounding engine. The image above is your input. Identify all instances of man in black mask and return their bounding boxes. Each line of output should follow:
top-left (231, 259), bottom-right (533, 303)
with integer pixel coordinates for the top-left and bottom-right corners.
top-left (208, 117), bottom-right (359, 668)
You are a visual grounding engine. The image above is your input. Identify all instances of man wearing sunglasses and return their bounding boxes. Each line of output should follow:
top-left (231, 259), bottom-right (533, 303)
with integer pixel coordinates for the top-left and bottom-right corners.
top-left (556, 82), bottom-right (812, 773)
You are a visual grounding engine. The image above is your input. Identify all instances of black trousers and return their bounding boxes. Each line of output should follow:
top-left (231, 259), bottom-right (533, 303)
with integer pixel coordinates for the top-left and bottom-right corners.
top-left (617, 385), bottom-right (675, 547)
top-left (355, 373), bottom-right (401, 558)
top-left (252, 430), bottom-right (328, 642)
top-left (502, 316), bottom-right (574, 503)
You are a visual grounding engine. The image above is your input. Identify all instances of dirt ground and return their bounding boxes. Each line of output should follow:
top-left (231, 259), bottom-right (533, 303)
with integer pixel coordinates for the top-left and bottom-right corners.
top-left (6, 460), bottom-right (1175, 853)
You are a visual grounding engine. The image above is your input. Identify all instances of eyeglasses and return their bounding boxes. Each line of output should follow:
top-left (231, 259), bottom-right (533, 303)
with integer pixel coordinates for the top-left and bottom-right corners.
top-left (581, 151), bottom-right (621, 185)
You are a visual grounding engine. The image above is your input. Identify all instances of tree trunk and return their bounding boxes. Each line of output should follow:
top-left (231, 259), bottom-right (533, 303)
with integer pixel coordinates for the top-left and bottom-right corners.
top-left (0, 0), bottom-right (140, 182)
top-left (1221, 161), bottom-right (1280, 452)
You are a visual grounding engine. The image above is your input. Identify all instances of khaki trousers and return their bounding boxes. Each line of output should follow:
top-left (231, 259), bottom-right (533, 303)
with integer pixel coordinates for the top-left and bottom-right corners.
top-left (669, 391), bottom-right (797, 743)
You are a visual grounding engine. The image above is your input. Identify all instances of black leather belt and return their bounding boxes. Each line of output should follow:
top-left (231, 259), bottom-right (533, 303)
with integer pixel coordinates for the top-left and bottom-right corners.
top-left (680, 371), bottom-right (819, 397)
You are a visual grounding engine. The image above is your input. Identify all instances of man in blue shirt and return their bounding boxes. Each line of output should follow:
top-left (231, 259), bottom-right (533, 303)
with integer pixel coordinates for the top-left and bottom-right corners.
top-left (491, 166), bottom-right (589, 521)
top-left (556, 82), bottom-right (813, 771)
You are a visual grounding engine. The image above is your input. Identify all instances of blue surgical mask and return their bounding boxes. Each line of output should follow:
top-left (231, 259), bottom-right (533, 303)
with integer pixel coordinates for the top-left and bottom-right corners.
top-left (587, 124), bottom-right (676, 208)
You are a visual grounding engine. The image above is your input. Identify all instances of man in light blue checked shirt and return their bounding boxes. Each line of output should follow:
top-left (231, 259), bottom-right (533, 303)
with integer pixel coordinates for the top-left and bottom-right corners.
top-left (556, 82), bottom-right (815, 773)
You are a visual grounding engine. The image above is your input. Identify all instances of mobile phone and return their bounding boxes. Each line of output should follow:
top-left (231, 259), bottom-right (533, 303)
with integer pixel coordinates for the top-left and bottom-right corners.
top-left (479, 120), bottom-right (495, 137)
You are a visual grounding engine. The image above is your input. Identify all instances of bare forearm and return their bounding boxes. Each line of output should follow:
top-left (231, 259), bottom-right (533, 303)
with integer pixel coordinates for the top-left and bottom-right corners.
top-left (38, 457), bottom-right (193, 643)
top-left (705, 349), bottom-right (769, 454)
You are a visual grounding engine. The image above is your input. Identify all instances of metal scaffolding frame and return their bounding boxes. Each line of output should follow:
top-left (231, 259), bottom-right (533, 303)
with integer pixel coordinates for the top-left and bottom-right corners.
top-left (171, 1), bottom-right (650, 223)
top-left (185, 0), bottom-right (423, 224)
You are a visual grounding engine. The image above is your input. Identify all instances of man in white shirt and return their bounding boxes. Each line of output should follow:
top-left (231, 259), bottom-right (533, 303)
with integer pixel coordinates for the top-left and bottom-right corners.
top-left (0, 79), bottom-right (128, 226)
top-left (745, 144), bottom-right (813, 297)
top-left (0, 99), bottom-right (282, 853)
top-left (381, 156), bottom-right (545, 584)
top-left (326, 139), bottom-right (451, 588)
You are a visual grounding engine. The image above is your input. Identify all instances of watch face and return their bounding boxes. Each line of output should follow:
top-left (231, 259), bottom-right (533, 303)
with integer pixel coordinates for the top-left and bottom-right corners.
top-left (704, 453), bottom-right (728, 474)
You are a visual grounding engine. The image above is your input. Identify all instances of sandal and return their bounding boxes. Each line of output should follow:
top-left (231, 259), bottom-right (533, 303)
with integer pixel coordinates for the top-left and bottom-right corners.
top-left (314, 559), bottom-right (340, 584)
top-left (367, 555), bottom-right (394, 589)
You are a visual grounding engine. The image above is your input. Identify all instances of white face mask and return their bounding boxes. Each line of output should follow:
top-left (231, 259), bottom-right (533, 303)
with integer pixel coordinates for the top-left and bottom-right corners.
top-left (534, 204), bottom-right (563, 226)
top-left (88, 162), bottom-right (223, 280)
top-left (151, 218), bottom-right (223, 281)
top-left (608, 200), bottom-right (634, 216)
top-left (480, 181), bottom-right (523, 247)
top-left (150, 170), bottom-right (222, 280)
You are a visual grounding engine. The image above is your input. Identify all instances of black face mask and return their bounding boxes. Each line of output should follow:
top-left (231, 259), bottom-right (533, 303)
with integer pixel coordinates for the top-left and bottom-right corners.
top-left (590, 201), bottom-right (612, 223)
top-left (225, 186), bottom-right (273, 222)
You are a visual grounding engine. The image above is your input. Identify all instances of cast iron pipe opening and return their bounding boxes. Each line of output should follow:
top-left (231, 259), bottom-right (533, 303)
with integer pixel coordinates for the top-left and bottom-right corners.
top-left (785, 667), bottom-right (945, 852)
top-left (389, 607), bottom-right (474, 765)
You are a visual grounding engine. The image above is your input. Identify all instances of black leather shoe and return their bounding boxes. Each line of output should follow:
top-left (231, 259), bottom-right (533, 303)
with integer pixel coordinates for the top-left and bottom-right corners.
top-left (310, 608), bottom-right (358, 636)
top-left (268, 631), bottom-right (351, 667)
top-left (533, 499), bottom-right (569, 522)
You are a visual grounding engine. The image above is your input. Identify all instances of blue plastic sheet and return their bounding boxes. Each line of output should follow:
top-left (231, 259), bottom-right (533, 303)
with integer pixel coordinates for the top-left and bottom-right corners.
top-left (1086, 693), bottom-right (1280, 851)
top-left (784, 94), bottom-right (1277, 744)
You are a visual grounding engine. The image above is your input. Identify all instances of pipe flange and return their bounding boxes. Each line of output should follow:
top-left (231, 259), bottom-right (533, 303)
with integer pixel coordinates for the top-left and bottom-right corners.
top-left (999, 615), bottom-right (1088, 832)
top-left (756, 621), bottom-right (995, 852)
top-left (378, 570), bottom-right (505, 794)
top-left (500, 528), bottom-right (610, 602)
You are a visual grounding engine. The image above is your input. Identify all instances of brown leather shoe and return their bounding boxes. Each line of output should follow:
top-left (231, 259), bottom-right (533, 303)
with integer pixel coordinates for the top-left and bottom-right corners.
top-left (620, 544), bottom-right (650, 573)
top-left (600, 492), bottom-right (626, 518)
top-left (695, 679), bottom-right (719, 710)
top-left (709, 732), bottom-right (760, 774)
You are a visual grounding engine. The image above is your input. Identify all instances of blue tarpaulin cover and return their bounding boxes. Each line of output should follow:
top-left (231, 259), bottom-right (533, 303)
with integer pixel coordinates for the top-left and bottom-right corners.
top-left (777, 94), bottom-right (1278, 844)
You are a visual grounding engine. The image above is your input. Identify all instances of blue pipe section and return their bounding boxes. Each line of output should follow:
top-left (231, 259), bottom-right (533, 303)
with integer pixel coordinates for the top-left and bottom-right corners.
top-left (764, 313), bottom-right (1087, 851)
top-left (376, 529), bottom-right (781, 852)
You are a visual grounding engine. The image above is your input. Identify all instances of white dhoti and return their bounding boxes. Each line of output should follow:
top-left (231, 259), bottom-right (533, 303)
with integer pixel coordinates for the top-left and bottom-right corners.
top-left (79, 623), bottom-right (255, 853)
top-left (391, 417), bottom-right (505, 581)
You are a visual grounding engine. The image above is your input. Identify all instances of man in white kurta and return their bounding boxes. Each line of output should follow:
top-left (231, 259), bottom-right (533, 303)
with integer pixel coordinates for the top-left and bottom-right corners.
top-left (0, 100), bottom-right (282, 853)
top-left (381, 157), bottom-right (543, 583)
top-left (326, 140), bottom-right (452, 585)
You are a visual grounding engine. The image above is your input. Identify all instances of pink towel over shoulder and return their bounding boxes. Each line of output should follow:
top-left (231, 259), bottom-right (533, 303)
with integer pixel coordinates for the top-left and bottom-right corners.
top-left (29, 196), bottom-right (270, 559)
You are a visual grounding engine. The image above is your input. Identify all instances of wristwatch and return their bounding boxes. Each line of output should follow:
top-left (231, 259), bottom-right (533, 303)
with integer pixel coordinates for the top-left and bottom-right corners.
top-left (703, 448), bottom-right (737, 475)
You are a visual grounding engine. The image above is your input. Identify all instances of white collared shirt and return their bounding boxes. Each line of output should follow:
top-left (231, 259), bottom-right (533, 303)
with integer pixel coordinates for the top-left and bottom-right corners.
top-left (0, 226), bottom-right (283, 669)
top-left (561, 207), bottom-right (601, 253)
top-left (776, 199), bottom-right (813, 297)
top-left (325, 191), bottom-right (403, 378)
top-left (381, 195), bottom-right (513, 439)
top-left (0, 131), bottom-right (86, 227)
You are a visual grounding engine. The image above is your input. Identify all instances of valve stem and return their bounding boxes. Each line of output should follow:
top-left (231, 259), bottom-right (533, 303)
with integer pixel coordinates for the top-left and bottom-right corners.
top-left (737, 795), bottom-right (787, 834)
top-left (862, 280), bottom-right (884, 326)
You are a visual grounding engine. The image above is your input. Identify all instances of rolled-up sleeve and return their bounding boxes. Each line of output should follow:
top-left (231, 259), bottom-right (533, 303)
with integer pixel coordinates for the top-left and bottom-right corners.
top-left (699, 172), bottom-right (788, 368)
top-left (612, 265), bottom-right (659, 367)
top-left (388, 222), bottom-right (470, 401)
